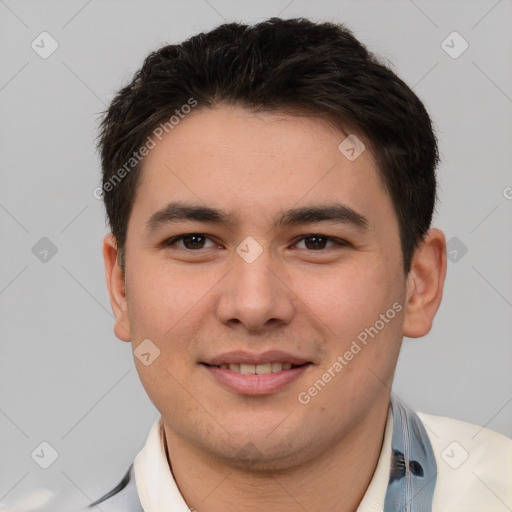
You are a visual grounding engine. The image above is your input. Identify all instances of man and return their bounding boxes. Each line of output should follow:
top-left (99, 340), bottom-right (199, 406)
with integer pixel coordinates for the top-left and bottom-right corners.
top-left (91, 17), bottom-right (511, 512)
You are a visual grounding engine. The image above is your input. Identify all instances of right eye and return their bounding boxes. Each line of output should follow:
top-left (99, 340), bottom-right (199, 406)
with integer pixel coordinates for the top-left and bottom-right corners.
top-left (163, 233), bottom-right (218, 250)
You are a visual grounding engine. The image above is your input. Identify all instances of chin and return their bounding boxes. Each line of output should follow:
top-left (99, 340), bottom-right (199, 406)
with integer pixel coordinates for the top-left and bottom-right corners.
top-left (205, 432), bottom-right (313, 472)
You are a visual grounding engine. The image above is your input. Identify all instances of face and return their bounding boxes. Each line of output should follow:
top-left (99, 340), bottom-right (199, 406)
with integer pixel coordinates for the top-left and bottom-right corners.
top-left (105, 106), bottom-right (417, 470)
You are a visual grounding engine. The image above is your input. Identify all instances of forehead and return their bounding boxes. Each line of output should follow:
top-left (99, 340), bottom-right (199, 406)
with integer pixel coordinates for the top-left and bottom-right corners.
top-left (130, 106), bottom-right (393, 231)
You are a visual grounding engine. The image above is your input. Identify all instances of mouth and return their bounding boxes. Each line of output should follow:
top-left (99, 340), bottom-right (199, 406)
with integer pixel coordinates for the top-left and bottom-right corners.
top-left (203, 362), bottom-right (307, 374)
top-left (200, 351), bottom-right (313, 395)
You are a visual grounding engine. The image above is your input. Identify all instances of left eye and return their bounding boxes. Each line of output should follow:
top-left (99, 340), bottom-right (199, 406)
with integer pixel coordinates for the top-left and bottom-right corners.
top-left (294, 235), bottom-right (345, 250)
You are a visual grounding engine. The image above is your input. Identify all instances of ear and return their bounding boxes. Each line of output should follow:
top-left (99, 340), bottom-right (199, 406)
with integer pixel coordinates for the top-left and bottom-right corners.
top-left (403, 228), bottom-right (447, 338)
top-left (103, 234), bottom-right (131, 342)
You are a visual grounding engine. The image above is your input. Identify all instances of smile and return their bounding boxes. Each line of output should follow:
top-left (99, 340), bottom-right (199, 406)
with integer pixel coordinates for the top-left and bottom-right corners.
top-left (202, 362), bottom-right (312, 395)
top-left (206, 362), bottom-right (303, 374)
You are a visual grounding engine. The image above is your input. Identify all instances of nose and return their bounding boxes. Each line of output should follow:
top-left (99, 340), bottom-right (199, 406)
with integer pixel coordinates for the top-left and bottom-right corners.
top-left (215, 244), bottom-right (295, 333)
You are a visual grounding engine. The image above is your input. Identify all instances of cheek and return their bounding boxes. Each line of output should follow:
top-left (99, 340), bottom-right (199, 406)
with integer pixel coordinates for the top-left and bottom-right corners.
top-left (296, 259), bottom-right (400, 338)
top-left (125, 256), bottom-right (217, 395)
top-left (125, 254), bottom-right (205, 339)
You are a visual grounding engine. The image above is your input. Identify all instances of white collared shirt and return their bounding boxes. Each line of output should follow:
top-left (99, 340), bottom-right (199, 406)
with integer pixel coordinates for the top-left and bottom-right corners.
top-left (132, 409), bottom-right (512, 511)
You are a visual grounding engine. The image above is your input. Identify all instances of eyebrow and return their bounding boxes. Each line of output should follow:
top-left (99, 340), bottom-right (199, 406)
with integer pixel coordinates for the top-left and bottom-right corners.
top-left (145, 201), bottom-right (368, 234)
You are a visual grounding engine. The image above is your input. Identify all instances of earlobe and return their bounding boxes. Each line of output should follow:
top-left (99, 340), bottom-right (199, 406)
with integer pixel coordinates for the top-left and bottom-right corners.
top-left (403, 228), bottom-right (447, 338)
top-left (102, 234), bottom-right (131, 342)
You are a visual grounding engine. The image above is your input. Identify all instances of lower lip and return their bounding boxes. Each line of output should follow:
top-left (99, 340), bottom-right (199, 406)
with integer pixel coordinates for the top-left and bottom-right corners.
top-left (202, 364), bottom-right (311, 395)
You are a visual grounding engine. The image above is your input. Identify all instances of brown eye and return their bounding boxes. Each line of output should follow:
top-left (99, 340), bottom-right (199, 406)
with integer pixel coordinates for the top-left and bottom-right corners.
top-left (164, 234), bottom-right (215, 250)
top-left (295, 235), bottom-right (347, 250)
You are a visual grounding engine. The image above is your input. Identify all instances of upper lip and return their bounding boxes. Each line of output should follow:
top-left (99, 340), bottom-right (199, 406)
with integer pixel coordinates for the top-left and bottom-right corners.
top-left (203, 350), bottom-right (311, 366)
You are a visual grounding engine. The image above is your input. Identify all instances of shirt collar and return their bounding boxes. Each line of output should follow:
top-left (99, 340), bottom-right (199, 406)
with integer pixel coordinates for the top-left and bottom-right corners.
top-left (134, 417), bottom-right (190, 511)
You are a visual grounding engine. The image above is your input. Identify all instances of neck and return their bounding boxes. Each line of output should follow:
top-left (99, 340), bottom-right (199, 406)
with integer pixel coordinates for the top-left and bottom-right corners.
top-left (163, 399), bottom-right (390, 512)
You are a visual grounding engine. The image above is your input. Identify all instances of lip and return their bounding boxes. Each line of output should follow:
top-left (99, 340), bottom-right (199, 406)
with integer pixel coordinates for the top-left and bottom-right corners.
top-left (203, 350), bottom-right (311, 366)
top-left (201, 350), bottom-right (313, 396)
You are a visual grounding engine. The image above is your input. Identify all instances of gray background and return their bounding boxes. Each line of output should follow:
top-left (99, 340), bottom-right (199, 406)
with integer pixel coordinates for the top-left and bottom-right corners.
top-left (0, 0), bottom-right (511, 510)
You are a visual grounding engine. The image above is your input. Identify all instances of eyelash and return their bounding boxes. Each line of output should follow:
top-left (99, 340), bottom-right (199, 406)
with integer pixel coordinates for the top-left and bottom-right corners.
top-left (162, 233), bottom-right (350, 251)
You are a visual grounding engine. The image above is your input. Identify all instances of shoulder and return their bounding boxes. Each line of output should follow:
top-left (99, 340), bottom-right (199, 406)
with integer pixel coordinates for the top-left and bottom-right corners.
top-left (417, 411), bottom-right (512, 511)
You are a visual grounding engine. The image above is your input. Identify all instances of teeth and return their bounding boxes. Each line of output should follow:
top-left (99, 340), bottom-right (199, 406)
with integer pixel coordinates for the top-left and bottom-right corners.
top-left (256, 363), bottom-right (272, 375)
top-left (216, 362), bottom-right (298, 374)
top-left (240, 364), bottom-right (256, 374)
top-left (271, 362), bottom-right (283, 372)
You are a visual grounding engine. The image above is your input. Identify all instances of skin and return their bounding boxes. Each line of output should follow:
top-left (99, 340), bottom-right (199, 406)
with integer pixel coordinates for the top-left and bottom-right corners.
top-left (103, 105), bottom-right (447, 512)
